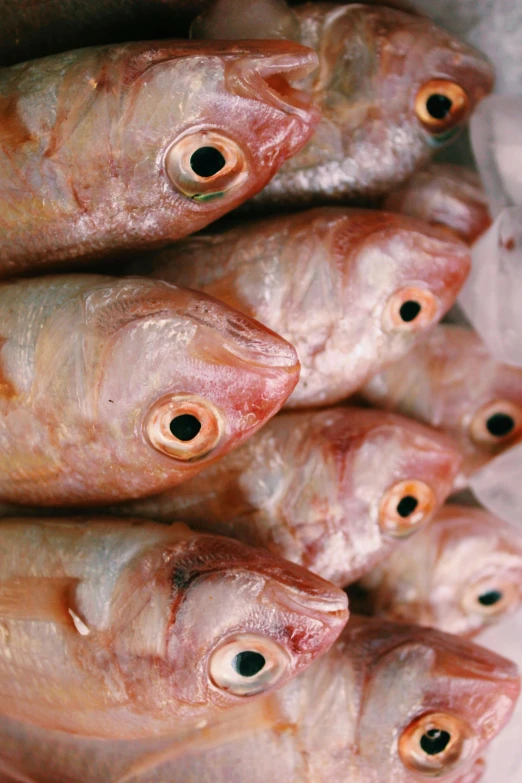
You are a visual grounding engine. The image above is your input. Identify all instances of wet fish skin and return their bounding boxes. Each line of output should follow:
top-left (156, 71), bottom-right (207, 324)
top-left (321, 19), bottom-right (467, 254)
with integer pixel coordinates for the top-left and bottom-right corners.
top-left (0, 39), bottom-right (319, 274)
top-left (354, 504), bottom-right (522, 637)
top-left (0, 274), bottom-right (299, 505)
top-left (362, 325), bottom-right (522, 485)
top-left (134, 207), bottom-right (470, 407)
top-left (115, 407), bottom-right (462, 587)
top-left (196, 2), bottom-right (494, 205)
top-left (0, 517), bottom-right (348, 739)
top-left (384, 163), bottom-right (492, 244)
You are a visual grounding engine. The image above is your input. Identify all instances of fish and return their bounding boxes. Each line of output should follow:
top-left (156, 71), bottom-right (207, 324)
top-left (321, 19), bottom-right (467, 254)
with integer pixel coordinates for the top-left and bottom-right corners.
top-left (4, 616), bottom-right (513, 783)
top-left (0, 39), bottom-right (319, 275)
top-left (361, 325), bottom-right (522, 486)
top-left (383, 163), bottom-right (492, 244)
top-left (132, 207), bottom-right (471, 408)
top-left (113, 407), bottom-right (462, 587)
top-left (0, 274), bottom-right (299, 505)
top-left (351, 504), bottom-right (522, 637)
top-left (193, 1), bottom-right (494, 205)
top-left (0, 516), bottom-right (348, 740)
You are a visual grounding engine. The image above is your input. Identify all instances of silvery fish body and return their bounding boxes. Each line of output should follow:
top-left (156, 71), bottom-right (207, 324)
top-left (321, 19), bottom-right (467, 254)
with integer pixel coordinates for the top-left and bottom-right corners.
top-left (362, 325), bottom-right (522, 485)
top-left (116, 407), bottom-right (462, 587)
top-left (1, 617), bottom-right (515, 783)
top-left (135, 207), bottom-right (470, 407)
top-left (0, 517), bottom-right (348, 739)
top-left (384, 163), bottom-right (492, 244)
top-left (0, 39), bottom-right (319, 274)
top-left (0, 275), bottom-right (299, 505)
top-left (355, 504), bottom-right (522, 637)
top-left (194, 1), bottom-right (494, 205)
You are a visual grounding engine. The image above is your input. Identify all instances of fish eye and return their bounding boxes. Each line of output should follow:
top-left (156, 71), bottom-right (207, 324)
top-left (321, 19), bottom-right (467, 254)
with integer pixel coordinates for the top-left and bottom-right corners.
top-left (145, 394), bottom-right (224, 460)
top-left (382, 286), bottom-right (439, 332)
top-left (462, 577), bottom-right (520, 619)
top-left (469, 399), bottom-right (522, 447)
top-left (415, 80), bottom-right (469, 134)
top-left (379, 479), bottom-right (436, 538)
top-left (166, 130), bottom-right (248, 202)
top-left (209, 633), bottom-right (289, 697)
top-left (399, 712), bottom-right (470, 775)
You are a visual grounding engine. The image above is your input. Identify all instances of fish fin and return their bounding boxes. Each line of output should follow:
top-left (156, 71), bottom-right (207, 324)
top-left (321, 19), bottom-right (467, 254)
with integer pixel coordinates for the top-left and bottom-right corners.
top-left (0, 578), bottom-right (83, 629)
top-left (115, 695), bottom-right (283, 783)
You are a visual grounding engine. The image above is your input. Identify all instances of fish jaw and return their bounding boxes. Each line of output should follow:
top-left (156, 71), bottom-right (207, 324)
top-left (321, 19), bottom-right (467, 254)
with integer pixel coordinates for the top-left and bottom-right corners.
top-left (0, 40), bottom-right (319, 272)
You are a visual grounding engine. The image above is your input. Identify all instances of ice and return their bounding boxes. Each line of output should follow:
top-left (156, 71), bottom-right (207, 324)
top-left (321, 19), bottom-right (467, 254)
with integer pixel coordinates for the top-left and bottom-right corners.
top-left (458, 207), bottom-right (522, 366)
top-left (479, 613), bottom-right (522, 783)
top-left (470, 96), bottom-right (522, 217)
top-left (470, 444), bottom-right (522, 527)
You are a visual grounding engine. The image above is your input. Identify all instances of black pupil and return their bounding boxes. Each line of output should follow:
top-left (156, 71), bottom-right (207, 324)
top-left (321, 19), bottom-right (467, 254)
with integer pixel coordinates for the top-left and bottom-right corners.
top-left (399, 300), bottom-right (422, 322)
top-left (397, 495), bottom-right (419, 518)
top-left (478, 589), bottom-right (503, 607)
top-left (486, 413), bottom-right (515, 438)
top-left (169, 414), bottom-right (202, 442)
top-left (190, 146), bottom-right (226, 178)
top-left (420, 728), bottom-right (451, 756)
top-left (426, 93), bottom-right (453, 120)
top-left (233, 651), bottom-right (266, 678)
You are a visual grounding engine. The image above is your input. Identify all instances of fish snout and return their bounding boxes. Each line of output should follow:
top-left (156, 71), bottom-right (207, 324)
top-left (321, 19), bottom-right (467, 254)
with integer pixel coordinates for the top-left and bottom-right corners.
top-left (226, 40), bottom-right (320, 124)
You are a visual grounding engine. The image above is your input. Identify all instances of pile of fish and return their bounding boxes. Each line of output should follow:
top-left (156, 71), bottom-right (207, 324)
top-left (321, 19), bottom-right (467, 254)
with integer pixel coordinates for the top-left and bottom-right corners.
top-left (0, 0), bottom-right (521, 781)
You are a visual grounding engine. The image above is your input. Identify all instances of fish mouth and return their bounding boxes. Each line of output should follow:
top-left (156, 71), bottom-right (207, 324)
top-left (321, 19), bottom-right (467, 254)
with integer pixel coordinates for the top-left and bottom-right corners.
top-left (226, 41), bottom-right (320, 123)
top-left (270, 581), bottom-right (349, 624)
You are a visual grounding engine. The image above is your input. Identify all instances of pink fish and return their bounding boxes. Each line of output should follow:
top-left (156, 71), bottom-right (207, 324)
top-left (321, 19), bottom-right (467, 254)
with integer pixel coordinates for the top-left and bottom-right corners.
top-left (1, 617), bottom-right (515, 782)
top-left (134, 207), bottom-right (470, 407)
top-left (194, 1), bottom-right (494, 205)
top-left (0, 39), bottom-right (319, 274)
top-left (384, 163), bottom-right (492, 244)
top-left (115, 407), bottom-right (462, 587)
top-left (362, 325), bottom-right (522, 485)
top-left (353, 504), bottom-right (522, 637)
top-left (0, 275), bottom-right (299, 505)
top-left (0, 517), bottom-right (348, 739)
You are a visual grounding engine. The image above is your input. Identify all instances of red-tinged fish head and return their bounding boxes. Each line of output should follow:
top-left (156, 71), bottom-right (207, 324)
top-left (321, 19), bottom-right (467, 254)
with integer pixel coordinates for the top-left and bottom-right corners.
top-left (116, 39), bottom-right (318, 232)
top-left (89, 278), bottom-right (299, 499)
top-left (110, 532), bottom-right (348, 722)
top-left (276, 408), bottom-right (461, 586)
top-left (364, 326), bottom-right (522, 483)
top-left (352, 617), bottom-right (519, 782)
top-left (372, 506), bottom-right (522, 638)
top-left (334, 212), bottom-right (470, 374)
top-left (270, 4), bottom-right (493, 201)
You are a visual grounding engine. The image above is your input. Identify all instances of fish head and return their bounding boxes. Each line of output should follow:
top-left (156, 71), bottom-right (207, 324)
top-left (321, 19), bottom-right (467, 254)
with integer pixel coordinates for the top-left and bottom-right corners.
top-left (280, 4), bottom-right (493, 198)
top-left (116, 39), bottom-right (319, 232)
top-left (354, 617), bottom-right (520, 782)
top-left (110, 530), bottom-right (348, 720)
top-left (384, 506), bottom-right (522, 637)
top-left (276, 408), bottom-right (461, 586)
top-left (336, 212), bottom-right (470, 374)
top-left (89, 278), bottom-right (299, 496)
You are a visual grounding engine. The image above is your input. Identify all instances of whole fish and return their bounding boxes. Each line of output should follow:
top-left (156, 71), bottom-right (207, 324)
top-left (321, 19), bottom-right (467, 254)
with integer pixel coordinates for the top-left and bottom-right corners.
top-left (384, 163), bottom-right (492, 244)
top-left (0, 517), bottom-right (348, 740)
top-left (4, 616), bottom-right (513, 783)
top-left (362, 325), bottom-right (522, 485)
top-left (0, 275), bottom-right (299, 505)
top-left (0, 39), bottom-right (319, 275)
top-left (353, 504), bottom-right (522, 637)
top-left (115, 407), bottom-right (462, 587)
top-left (134, 207), bottom-right (470, 408)
top-left (193, 1), bottom-right (494, 205)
